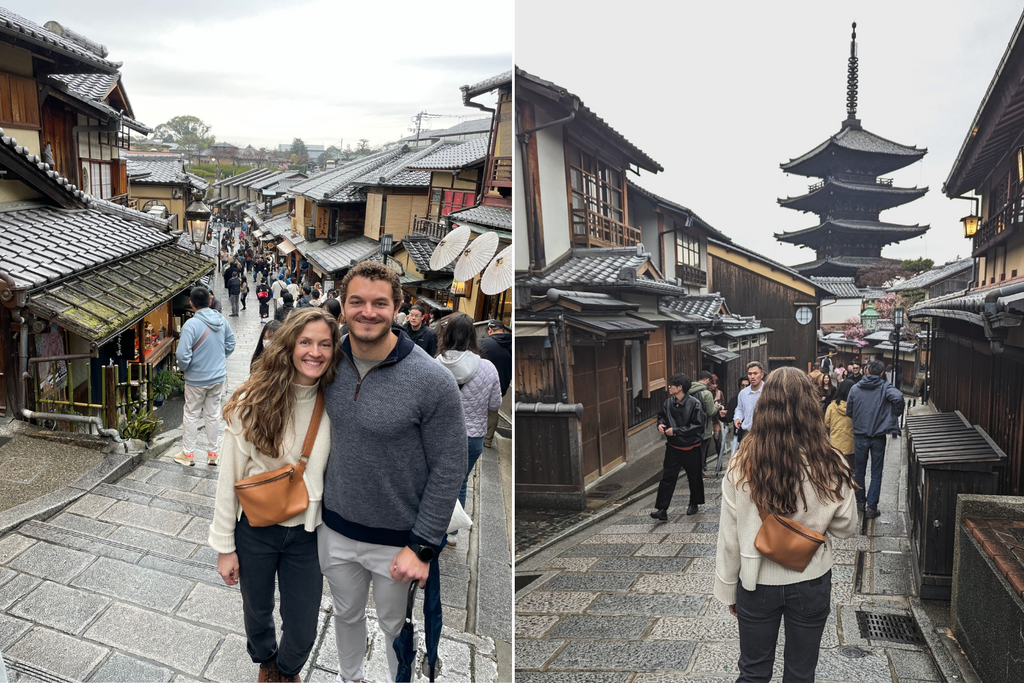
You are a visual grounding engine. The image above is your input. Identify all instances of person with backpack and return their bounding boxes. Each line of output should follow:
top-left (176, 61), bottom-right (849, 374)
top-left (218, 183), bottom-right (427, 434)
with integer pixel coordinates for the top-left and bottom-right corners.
top-left (239, 274), bottom-right (249, 311)
top-left (651, 372), bottom-right (707, 520)
top-left (690, 371), bottom-right (722, 476)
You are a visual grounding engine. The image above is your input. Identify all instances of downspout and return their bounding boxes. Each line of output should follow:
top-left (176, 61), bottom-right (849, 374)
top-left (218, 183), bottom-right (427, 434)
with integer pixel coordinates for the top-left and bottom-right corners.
top-left (517, 99), bottom-right (578, 273)
top-left (983, 280), bottom-right (1024, 353)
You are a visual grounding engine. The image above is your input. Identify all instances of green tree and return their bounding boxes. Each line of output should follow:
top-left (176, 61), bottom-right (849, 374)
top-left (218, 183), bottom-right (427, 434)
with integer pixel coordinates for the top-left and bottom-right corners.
top-left (152, 115), bottom-right (215, 160)
top-left (291, 138), bottom-right (308, 163)
top-left (900, 258), bottom-right (934, 276)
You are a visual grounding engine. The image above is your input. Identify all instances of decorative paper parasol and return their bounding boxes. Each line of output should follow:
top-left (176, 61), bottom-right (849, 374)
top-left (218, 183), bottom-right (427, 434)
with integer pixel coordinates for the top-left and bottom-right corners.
top-left (480, 244), bottom-right (513, 295)
top-left (429, 225), bottom-right (471, 271)
top-left (453, 232), bottom-right (499, 282)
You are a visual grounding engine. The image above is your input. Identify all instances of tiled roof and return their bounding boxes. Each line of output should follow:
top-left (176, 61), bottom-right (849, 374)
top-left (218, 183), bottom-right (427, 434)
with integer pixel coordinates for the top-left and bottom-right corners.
top-left (811, 277), bottom-right (861, 298)
top-left (660, 294), bottom-right (725, 321)
top-left (545, 290), bottom-right (638, 312)
top-left (776, 218), bottom-right (929, 244)
top-left (779, 179), bottom-right (927, 212)
top-left (28, 244), bottom-right (213, 344)
top-left (0, 7), bottom-right (121, 73)
top-left (565, 315), bottom-right (658, 335)
top-left (50, 72), bottom-right (118, 101)
top-left (289, 147), bottom-right (406, 199)
top-left (627, 180), bottom-right (729, 242)
top-left (790, 256), bottom-right (900, 275)
top-left (448, 204), bottom-right (511, 231)
top-left (397, 119), bottom-right (491, 144)
top-left (889, 258), bottom-right (974, 292)
top-left (859, 287), bottom-right (888, 300)
top-left (175, 231), bottom-right (218, 260)
top-left (708, 238), bottom-right (821, 290)
top-left (124, 153), bottom-right (187, 184)
top-left (406, 138), bottom-right (488, 170)
top-left (524, 245), bottom-right (683, 295)
top-left (402, 235), bottom-right (454, 274)
top-left (782, 126), bottom-right (926, 174)
top-left (462, 70), bottom-right (512, 100)
top-left (306, 236), bottom-right (380, 273)
top-left (0, 205), bottom-right (171, 291)
top-left (263, 214), bottom-right (292, 237)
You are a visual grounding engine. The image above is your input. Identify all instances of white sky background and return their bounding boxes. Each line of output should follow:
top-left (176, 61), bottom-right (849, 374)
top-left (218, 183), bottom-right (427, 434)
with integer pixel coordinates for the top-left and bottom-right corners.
top-left (10, 0), bottom-right (512, 149)
top-left (516, 0), bottom-right (1022, 270)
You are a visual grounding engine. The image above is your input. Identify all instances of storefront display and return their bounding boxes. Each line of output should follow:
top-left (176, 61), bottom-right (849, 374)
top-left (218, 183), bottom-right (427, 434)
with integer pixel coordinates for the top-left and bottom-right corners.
top-left (141, 303), bottom-right (173, 365)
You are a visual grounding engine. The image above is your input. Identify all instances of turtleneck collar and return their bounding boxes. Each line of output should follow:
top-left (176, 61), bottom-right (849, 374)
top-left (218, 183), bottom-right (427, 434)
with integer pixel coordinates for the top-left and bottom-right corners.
top-left (293, 381), bottom-right (321, 400)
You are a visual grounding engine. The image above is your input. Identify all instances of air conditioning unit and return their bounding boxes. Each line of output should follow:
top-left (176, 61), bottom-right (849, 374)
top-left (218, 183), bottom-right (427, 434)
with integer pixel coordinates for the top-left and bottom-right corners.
top-left (305, 227), bottom-right (317, 242)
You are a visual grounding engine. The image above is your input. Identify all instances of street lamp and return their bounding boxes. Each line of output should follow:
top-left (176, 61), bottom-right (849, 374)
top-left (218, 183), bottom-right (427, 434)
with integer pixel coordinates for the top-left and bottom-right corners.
top-left (380, 233), bottom-right (394, 256)
top-left (185, 198), bottom-right (212, 255)
top-left (861, 302), bottom-right (879, 332)
top-left (962, 214), bottom-right (979, 239)
top-left (892, 307), bottom-right (905, 390)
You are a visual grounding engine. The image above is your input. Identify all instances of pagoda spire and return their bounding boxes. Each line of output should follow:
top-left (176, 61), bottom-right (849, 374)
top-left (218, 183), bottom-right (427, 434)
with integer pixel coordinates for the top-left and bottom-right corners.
top-left (845, 22), bottom-right (861, 128)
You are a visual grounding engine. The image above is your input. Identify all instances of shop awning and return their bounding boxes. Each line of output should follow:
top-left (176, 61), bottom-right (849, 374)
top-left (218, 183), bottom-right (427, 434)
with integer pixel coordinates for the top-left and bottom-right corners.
top-left (414, 294), bottom-right (444, 311)
top-left (276, 239), bottom-right (297, 254)
top-left (26, 245), bottom-right (214, 345)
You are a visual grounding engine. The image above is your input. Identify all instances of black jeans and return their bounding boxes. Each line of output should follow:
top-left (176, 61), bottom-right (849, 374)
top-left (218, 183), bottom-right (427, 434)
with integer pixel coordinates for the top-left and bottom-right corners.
top-left (654, 443), bottom-right (705, 510)
top-left (735, 570), bottom-right (832, 683)
top-left (234, 515), bottom-right (322, 678)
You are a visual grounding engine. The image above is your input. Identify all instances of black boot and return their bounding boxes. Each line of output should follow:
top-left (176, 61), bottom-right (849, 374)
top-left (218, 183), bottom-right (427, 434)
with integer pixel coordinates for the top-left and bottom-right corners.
top-left (650, 509), bottom-right (668, 521)
top-left (686, 503), bottom-right (699, 515)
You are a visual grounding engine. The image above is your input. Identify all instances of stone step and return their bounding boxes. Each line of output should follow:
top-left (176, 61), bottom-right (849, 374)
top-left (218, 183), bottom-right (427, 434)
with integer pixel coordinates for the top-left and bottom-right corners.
top-left (2, 652), bottom-right (78, 683)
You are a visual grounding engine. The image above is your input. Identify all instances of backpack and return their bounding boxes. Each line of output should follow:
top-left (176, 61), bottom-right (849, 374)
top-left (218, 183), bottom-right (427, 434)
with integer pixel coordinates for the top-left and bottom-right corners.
top-left (663, 394), bottom-right (706, 447)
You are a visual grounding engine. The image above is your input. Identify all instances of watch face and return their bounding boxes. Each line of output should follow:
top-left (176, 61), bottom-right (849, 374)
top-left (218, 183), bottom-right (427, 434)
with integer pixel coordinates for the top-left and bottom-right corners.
top-left (419, 547), bottom-right (435, 562)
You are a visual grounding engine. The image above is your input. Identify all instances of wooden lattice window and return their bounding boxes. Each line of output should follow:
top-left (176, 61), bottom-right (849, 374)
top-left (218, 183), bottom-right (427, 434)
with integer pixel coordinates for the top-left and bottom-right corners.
top-left (676, 232), bottom-right (700, 267)
top-left (567, 143), bottom-right (635, 246)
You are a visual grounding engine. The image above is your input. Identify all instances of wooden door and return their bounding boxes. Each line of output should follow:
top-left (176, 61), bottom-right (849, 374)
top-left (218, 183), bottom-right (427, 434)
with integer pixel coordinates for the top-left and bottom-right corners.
top-left (572, 343), bottom-right (627, 484)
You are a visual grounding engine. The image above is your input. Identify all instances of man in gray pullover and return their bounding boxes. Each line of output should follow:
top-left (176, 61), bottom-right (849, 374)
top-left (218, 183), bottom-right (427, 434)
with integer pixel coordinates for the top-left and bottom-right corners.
top-left (319, 262), bottom-right (467, 683)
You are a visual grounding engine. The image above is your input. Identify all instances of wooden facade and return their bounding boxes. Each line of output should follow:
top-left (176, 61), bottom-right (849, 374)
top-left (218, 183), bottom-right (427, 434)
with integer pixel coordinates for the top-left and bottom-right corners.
top-left (0, 71), bottom-right (40, 129)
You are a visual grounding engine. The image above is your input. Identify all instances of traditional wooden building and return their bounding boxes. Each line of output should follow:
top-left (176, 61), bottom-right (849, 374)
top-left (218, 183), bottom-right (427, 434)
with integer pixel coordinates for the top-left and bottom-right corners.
top-left (911, 13), bottom-right (1024, 496)
top-left (776, 24), bottom-right (929, 279)
top-left (123, 151), bottom-right (208, 231)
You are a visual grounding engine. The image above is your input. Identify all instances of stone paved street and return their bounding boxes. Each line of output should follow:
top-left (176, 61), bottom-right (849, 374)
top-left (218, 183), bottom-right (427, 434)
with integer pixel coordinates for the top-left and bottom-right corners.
top-left (1, 233), bottom-right (512, 681)
top-left (515, 409), bottom-right (946, 683)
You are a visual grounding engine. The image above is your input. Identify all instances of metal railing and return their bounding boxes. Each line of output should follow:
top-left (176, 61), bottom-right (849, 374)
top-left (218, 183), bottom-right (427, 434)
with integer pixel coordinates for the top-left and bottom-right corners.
top-left (973, 193), bottom-right (1024, 256)
top-left (412, 216), bottom-right (450, 240)
top-left (808, 174), bottom-right (894, 193)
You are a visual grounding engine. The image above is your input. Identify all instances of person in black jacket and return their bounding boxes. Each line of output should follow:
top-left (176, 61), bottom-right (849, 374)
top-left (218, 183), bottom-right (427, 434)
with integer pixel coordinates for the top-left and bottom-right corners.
top-left (404, 305), bottom-right (437, 356)
top-left (651, 373), bottom-right (707, 520)
top-left (227, 273), bottom-right (241, 317)
top-left (479, 320), bottom-right (511, 448)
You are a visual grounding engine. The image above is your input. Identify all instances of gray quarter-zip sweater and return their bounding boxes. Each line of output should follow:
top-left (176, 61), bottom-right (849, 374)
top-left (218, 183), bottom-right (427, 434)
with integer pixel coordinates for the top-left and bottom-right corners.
top-left (322, 333), bottom-right (467, 547)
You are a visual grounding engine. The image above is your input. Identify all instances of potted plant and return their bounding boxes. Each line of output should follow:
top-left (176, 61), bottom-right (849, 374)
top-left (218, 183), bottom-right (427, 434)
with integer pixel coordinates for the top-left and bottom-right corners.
top-left (151, 369), bottom-right (184, 407)
top-left (119, 408), bottom-right (163, 443)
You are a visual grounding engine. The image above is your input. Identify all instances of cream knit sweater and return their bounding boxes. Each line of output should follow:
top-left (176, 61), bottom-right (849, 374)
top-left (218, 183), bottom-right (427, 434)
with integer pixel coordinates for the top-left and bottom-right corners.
top-left (208, 382), bottom-right (331, 554)
top-left (713, 459), bottom-right (859, 605)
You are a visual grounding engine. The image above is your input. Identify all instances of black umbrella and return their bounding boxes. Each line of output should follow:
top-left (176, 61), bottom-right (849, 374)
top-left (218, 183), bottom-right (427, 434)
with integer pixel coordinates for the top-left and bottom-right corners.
top-left (393, 582), bottom-right (418, 682)
top-left (423, 547), bottom-right (444, 682)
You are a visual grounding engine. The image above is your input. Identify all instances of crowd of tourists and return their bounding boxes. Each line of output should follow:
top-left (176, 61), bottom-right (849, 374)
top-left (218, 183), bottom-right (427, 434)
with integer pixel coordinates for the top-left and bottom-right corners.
top-left (649, 353), bottom-right (905, 682)
top-left (171, 221), bottom-right (511, 682)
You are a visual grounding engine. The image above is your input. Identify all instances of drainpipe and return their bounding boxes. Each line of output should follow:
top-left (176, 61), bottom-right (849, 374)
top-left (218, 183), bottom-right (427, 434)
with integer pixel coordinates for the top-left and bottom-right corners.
top-left (983, 280), bottom-right (1024, 353)
top-left (517, 99), bottom-right (578, 273)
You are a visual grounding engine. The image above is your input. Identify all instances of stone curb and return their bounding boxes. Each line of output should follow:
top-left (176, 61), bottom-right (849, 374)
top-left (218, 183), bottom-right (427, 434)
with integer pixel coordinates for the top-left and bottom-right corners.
top-left (515, 482), bottom-right (660, 565)
top-left (908, 597), bottom-right (982, 683)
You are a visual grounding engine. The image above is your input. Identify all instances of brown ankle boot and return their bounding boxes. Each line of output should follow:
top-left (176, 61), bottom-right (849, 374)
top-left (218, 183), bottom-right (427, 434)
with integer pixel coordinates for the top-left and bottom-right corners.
top-left (258, 662), bottom-right (279, 682)
top-left (279, 673), bottom-right (301, 682)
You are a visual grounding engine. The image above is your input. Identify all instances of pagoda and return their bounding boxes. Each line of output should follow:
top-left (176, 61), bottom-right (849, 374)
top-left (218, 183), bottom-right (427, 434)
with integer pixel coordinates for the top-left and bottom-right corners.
top-left (776, 23), bottom-right (929, 279)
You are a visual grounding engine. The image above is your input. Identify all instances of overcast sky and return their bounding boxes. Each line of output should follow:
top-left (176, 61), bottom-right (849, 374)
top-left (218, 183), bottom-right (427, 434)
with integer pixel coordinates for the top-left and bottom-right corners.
top-left (13, 0), bottom-right (511, 149)
top-left (517, 0), bottom-right (1022, 270)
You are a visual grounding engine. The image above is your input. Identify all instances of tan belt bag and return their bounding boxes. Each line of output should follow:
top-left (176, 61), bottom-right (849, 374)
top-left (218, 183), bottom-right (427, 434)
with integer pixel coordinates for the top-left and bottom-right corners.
top-left (234, 391), bottom-right (324, 527)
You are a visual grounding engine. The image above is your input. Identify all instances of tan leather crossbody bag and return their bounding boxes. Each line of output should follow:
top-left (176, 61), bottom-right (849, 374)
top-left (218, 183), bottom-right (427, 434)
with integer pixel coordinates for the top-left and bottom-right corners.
top-left (234, 391), bottom-right (324, 527)
top-left (753, 504), bottom-right (826, 572)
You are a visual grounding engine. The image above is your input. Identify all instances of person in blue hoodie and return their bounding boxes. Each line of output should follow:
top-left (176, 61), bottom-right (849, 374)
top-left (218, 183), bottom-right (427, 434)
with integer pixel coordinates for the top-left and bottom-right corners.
top-left (846, 359), bottom-right (904, 519)
top-left (173, 287), bottom-right (236, 468)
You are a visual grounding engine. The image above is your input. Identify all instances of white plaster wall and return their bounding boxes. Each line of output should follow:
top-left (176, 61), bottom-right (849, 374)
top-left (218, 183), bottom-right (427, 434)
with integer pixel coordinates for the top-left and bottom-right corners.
top-left (536, 119), bottom-right (571, 265)
top-left (821, 298), bottom-right (862, 326)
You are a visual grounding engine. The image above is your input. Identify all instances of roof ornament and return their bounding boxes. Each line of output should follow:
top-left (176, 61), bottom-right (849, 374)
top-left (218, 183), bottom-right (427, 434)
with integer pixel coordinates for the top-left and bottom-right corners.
top-left (845, 22), bottom-right (860, 128)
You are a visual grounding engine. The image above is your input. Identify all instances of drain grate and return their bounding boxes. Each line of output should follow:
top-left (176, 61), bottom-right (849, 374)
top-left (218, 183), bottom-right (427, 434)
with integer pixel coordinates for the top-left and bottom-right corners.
top-left (516, 574), bottom-right (543, 592)
top-left (855, 611), bottom-right (924, 645)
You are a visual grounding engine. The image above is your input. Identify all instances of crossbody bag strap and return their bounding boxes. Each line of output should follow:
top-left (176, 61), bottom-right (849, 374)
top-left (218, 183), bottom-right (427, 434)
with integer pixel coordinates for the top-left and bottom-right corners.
top-left (192, 324), bottom-right (211, 351)
top-left (294, 390), bottom-right (325, 474)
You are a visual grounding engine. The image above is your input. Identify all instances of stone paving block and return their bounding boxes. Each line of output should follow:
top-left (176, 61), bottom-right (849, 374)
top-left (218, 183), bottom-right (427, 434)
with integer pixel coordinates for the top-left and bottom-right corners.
top-left (686, 557), bottom-right (716, 573)
top-left (177, 516), bottom-right (212, 545)
top-left (307, 669), bottom-right (336, 683)
top-left (46, 513), bottom-right (115, 538)
top-left (541, 572), bottom-right (638, 592)
top-left (515, 615), bottom-right (560, 638)
top-left (149, 495), bottom-right (215, 520)
top-left (536, 557), bottom-right (598, 572)
top-left (655, 522), bottom-right (698, 533)
top-left (160, 489), bottom-right (218, 508)
top-left (591, 557), bottom-right (692, 574)
top-left (121, 466), bottom-right (161, 483)
top-left (433, 633), bottom-right (473, 681)
top-left (0, 572), bottom-right (40, 610)
top-left (582, 533), bottom-right (666, 545)
top-left (84, 602), bottom-right (221, 676)
top-left (689, 640), bottom-right (779, 677)
top-left (678, 543), bottom-right (718, 557)
top-left (888, 648), bottom-right (941, 681)
top-left (634, 572), bottom-right (715, 594)
top-left (0, 566), bottom-right (13, 588)
top-left (648, 616), bottom-right (738, 641)
top-left (517, 674), bottom-right (629, 683)
top-left (7, 541), bottom-right (95, 584)
top-left (203, 633), bottom-right (259, 682)
top-left (588, 593), bottom-right (705, 616)
top-left (0, 612), bottom-right (31, 649)
top-left (476, 556), bottom-right (513, 643)
top-left (548, 614), bottom-right (652, 639)
top-left (9, 581), bottom-right (110, 635)
top-left (602, 524), bottom-right (658, 534)
top-left (16, 521), bottom-right (143, 565)
top-left (138, 555), bottom-right (219, 584)
top-left (833, 549), bottom-right (857, 565)
top-left (190, 478), bottom-right (219, 497)
top-left (439, 571), bottom-right (470, 608)
top-left (106, 526), bottom-right (199, 559)
top-left (813, 647), bottom-right (892, 681)
top-left (147, 469), bottom-right (206, 493)
top-left (114, 479), bottom-right (167, 496)
top-left (6, 626), bottom-right (109, 680)
top-left (66, 494), bottom-right (118, 519)
top-left (91, 483), bottom-right (153, 505)
top-left (551, 640), bottom-right (696, 671)
top-left (832, 535), bottom-right (872, 550)
top-left (702, 597), bottom-right (732, 618)
top-left (88, 651), bottom-right (174, 682)
top-left (693, 522), bottom-right (719, 533)
top-left (515, 638), bottom-right (564, 669)
top-left (661, 532), bottom-right (718, 544)
top-left (98, 500), bottom-right (190, 536)
top-left (634, 543), bottom-right (683, 557)
top-left (176, 582), bottom-right (245, 632)
top-left (517, 591), bottom-right (598, 614)
top-left (72, 557), bottom-right (194, 612)
top-left (190, 545), bottom-right (218, 564)
top-left (561, 544), bottom-right (641, 557)
top-left (0, 534), bottom-right (35, 564)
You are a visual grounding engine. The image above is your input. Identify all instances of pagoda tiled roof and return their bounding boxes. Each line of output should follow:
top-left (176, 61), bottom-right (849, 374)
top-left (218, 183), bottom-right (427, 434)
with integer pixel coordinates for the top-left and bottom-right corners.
top-left (790, 255), bottom-right (900, 277)
top-left (775, 218), bottom-right (929, 247)
top-left (779, 178), bottom-right (927, 215)
top-left (782, 125), bottom-right (927, 178)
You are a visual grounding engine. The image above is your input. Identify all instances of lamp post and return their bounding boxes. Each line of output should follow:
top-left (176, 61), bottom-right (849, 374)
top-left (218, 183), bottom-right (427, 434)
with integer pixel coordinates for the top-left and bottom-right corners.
top-left (185, 197), bottom-right (212, 256)
top-left (892, 306), bottom-right (905, 390)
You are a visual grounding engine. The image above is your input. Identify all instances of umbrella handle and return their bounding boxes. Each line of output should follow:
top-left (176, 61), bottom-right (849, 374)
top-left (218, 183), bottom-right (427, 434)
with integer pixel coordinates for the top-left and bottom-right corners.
top-left (405, 582), bottom-right (417, 622)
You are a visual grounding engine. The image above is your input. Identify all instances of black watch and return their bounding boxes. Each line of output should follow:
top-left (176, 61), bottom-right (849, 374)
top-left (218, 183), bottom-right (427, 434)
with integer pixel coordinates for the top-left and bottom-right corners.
top-left (407, 542), bottom-right (435, 563)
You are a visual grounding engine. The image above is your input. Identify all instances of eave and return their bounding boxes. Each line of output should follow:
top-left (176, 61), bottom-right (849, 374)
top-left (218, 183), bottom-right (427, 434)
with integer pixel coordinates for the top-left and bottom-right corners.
top-left (778, 179), bottom-right (927, 214)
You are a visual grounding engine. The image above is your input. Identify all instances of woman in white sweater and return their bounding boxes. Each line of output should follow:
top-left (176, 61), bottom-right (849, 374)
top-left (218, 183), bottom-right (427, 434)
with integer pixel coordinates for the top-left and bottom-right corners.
top-left (208, 308), bottom-right (338, 683)
top-left (714, 366), bottom-right (859, 683)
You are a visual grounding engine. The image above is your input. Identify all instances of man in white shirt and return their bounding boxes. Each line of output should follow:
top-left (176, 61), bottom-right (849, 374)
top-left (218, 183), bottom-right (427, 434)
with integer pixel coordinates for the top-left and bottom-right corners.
top-left (270, 275), bottom-right (287, 316)
top-left (733, 361), bottom-right (765, 445)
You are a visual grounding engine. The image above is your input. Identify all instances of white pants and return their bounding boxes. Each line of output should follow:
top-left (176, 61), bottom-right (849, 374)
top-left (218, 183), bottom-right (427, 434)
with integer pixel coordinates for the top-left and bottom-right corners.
top-left (181, 381), bottom-right (224, 456)
top-left (317, 525), bottom-right (409, 683)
